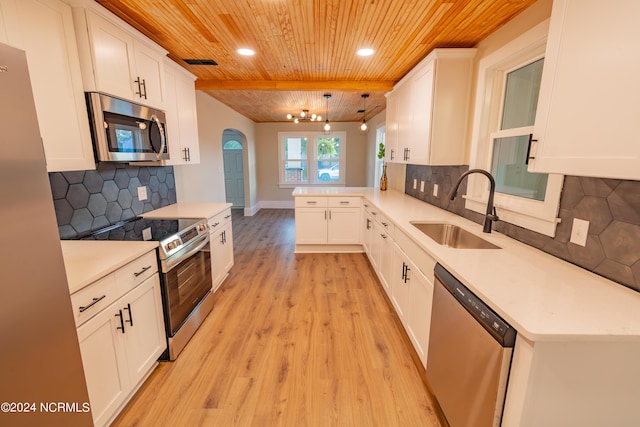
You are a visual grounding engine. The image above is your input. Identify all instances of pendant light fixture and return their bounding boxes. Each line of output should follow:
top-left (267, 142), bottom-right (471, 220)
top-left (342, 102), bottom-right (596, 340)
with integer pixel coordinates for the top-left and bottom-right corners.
top-left (359, 94), bottom-right (369, 134)
top-left (323, 93), bottom-right (332, 134)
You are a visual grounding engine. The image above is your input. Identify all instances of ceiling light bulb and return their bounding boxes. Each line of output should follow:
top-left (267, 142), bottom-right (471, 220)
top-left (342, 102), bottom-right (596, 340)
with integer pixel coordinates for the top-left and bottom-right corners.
top-left (237, 48), bottom-right (255, 56)
top-left (286, 114), bottom-right (292, 120)
top-left (357, 48), bottom-right (375, 57)
top-left (360, 121), bottom-right (368, 132)
top-left (300, 110), bottom-right (306, 118)
top-left (311, 113), bottom-right (317, 120)
top-left (324, 121), bottom-right (331, 132)
top-left (294, 118), bottom-right (299, 124)
top-left (316, 115), bottom-right (321, 121)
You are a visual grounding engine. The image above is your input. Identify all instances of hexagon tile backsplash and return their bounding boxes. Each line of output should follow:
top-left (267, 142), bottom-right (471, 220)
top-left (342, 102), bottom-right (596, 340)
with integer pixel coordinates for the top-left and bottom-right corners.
top-left (49, 163), bottom-right (176, 239)
top-left (405, 165), bottom-right (640, 293)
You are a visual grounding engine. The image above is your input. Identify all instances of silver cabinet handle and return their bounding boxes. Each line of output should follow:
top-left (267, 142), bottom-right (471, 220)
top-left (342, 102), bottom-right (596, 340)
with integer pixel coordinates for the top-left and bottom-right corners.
top-left (115, 309), bottom-right (125, 334)
top-left (79, 295), bottom-right (106, 313)
top-left (133, 265), bottom-right (152, 277)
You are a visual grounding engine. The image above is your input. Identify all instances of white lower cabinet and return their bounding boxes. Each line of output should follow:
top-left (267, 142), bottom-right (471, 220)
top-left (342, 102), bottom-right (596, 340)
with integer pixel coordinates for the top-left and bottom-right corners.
top-left (361, 200), bottom-right (435, 369)
top-left (208, 208), bottom-right (234, 291)
top-left (72, 251), bottom-right (165, 427)
top-left (295, 196), bottom-right (361, 249)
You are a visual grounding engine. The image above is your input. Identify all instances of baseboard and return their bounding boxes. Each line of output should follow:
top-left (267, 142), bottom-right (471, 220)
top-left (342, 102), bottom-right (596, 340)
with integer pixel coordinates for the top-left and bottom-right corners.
top-left (259, 200), bottom-right (295, 209)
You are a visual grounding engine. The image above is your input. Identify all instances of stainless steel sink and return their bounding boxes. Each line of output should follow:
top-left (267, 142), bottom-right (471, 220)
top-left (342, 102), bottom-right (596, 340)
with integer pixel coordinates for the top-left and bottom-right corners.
top-left (410, 222), bottom-right (501, 249)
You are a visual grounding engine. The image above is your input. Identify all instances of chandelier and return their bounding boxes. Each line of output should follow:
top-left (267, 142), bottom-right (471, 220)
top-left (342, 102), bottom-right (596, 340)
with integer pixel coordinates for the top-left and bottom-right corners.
top-left (286, 109), bottom-right (321, 124)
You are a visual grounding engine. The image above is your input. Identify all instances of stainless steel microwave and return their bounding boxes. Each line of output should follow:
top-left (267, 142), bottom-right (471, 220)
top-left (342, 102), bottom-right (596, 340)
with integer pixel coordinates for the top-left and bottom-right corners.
top-left (86, 92), bottom-right (169, 162)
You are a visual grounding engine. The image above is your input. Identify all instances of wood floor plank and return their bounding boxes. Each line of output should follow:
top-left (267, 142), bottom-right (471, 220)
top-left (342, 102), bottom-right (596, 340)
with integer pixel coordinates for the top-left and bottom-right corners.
top-left (111, 209), bottom-right (443, 427)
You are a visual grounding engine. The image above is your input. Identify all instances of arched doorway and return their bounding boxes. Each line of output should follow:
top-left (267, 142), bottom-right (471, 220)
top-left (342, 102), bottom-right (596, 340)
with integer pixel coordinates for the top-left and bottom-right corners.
top-left (222, 130), bottom-right (245, 209)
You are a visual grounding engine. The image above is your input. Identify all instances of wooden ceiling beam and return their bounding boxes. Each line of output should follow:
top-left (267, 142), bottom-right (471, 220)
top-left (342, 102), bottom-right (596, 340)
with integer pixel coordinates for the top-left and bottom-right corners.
top-left (195, 80), bottom-right (395, 91)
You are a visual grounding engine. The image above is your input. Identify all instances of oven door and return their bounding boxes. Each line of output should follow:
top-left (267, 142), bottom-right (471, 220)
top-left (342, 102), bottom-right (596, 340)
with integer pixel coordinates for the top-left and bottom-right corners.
top-left (162, 235), bottom-right (212, 335)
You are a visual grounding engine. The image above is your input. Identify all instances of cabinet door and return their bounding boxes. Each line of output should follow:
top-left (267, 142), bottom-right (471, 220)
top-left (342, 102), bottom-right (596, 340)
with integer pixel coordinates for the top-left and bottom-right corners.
top-left (210, 221), bottom-right (234, 291)
top-left (1, 0), bottom-right (95, 171)
top-left (164, 60), bottom-right (200, 165)
top-left (86, 11), bottom-right (136, 102)
top-left (406, 62), bottom-right (434, 165)
top-left (327, 207), bottom-right (360, 244)
top-left (378, 229), bottom-right (394, 298)
top-left (395, 81), bottom-right (412, 163)
top-left (385, 92), bottom-right (399, 162)
top-left (76, 301), bottom-right (129, 427)
top-left (121, 275), bottom-right (166, 386)
top-left (295, 208), bottom-right (328, 244)
top-left (390, 246), bottom-right (410, 326)
top-left (134, 41), bottom-right (164, 108)
top-left (405, 256), bottom-right (433, 368)
top-left (530, 0), bottom-right (640, 179)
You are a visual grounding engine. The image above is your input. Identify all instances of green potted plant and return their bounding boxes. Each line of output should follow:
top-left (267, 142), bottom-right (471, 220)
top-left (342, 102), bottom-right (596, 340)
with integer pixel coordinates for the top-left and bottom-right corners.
top-left (377, 143), bottom-right (387, 191)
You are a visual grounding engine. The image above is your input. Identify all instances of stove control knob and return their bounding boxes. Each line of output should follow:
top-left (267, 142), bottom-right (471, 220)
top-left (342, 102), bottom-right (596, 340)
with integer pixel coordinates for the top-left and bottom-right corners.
top-left (166, 239), bottom-right (181, 251)
top-left (198, 223), bottom-right (209, 232)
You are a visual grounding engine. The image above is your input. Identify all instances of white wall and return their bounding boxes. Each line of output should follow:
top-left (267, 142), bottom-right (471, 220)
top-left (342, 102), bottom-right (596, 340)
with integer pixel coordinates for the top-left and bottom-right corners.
top-left (174, 92), bottom-right (257, 210)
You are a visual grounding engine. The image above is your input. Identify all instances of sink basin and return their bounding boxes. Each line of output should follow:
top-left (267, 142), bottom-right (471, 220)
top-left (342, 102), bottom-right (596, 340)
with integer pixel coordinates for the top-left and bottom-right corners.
top-left (410, 222), bottom-right (501, 249)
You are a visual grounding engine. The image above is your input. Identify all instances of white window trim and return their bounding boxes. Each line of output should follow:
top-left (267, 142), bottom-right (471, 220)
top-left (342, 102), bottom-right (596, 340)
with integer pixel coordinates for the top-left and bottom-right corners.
top-left (278, 131), bottom-right (347, 188)
top-left (467, 19), bottom-right (564, 237)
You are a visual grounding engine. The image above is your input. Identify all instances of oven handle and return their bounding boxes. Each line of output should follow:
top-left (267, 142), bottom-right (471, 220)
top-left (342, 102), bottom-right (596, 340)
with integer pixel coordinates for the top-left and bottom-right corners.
top-left (164, 234), bottom-right (210, 272)
top-left (151, 114), bottom-right (166, 159)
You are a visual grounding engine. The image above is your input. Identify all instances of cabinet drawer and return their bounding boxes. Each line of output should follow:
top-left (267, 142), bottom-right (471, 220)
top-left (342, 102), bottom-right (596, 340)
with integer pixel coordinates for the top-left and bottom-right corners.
top-left (378, 213), bottom-right (395, 238)
top-left (208, 208), bottom-right (232, 231)
top-left (115, 250), bottom-right (158, 293)
top-left (71, 273), bottom-right (119, 327)
top-left (328, 197), bottom-right (360, 208)
top-left (295, 197), bottom-right (328, 208)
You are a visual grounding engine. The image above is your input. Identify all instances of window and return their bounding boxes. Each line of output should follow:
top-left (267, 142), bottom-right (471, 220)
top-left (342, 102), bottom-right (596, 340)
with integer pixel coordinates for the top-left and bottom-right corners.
top-left (223, 140), bottom-right (243, 150)
top-left (278, 132), bottom-right (346, 187)
top-left (467, 19), bottom-right (563, 237)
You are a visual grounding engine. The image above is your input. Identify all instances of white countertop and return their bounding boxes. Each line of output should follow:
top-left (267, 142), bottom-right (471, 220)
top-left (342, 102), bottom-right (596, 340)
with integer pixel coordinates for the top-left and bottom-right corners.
top-left (142, 202), bottom-right (232, 219)
top-left (293, 187), bottom-right (640, 342)
top-left (61, 240), bottom-right (158, 294)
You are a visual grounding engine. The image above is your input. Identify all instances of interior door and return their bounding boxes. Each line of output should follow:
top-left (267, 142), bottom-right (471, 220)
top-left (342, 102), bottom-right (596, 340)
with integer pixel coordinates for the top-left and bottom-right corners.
top-left (223, 147), bottom-right (244, 208)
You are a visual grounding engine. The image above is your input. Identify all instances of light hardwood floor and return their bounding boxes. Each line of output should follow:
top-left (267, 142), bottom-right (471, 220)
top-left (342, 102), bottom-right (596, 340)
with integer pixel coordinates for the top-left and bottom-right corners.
top-left (112, 209), bottom-right (444, 426)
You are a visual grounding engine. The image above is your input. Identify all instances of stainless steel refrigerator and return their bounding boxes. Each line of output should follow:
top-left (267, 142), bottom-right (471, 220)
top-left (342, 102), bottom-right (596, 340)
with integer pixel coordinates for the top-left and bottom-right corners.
top-left (0, 43), bottom-right (93, 426)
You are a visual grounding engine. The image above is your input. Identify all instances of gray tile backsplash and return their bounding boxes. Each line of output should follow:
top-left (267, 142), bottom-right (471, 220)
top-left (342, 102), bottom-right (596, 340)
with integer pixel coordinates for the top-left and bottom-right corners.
top-left (49, 163), bottom-right (176, 239)
top-left (405, 164), bottom-right (640, 293)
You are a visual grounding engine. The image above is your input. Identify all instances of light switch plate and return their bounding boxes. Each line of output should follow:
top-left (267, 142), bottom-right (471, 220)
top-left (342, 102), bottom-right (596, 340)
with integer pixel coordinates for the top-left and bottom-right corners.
top-left (138, 186), bottom-right (148, 201)
top-left (570, 218), bottom-right (589, 247)
top-left (433, 184), bottom-right (439, 197)
top-left (413, 179), bottom-right (417, 189)
top-left (420, 181), bottom-right (425, 192)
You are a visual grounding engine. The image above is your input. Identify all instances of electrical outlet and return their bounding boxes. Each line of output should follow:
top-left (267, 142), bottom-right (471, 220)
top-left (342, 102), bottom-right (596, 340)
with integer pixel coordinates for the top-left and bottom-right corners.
top-left (413, 179), bottom-right (417, 190)
top-left (420, 181), bottom-right (425, 192)
top-left (570, 218), bottom-right (589, 247)
top-left (138, 186), bottom-right (148, 201)
top-left (433, 184), bottom-right (439, 197)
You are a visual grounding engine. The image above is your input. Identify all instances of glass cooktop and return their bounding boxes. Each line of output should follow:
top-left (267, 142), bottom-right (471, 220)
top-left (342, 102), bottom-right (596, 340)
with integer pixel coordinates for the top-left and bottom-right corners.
top-left (78, 217), bottom-right (202, 242)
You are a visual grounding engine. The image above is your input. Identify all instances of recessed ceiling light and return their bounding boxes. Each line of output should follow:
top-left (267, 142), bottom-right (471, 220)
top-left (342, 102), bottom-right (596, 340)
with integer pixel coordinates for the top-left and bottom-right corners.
top-left (357, 48), bottom-right (375, 57)
top-left (237, 48), bottom-right (255, 56)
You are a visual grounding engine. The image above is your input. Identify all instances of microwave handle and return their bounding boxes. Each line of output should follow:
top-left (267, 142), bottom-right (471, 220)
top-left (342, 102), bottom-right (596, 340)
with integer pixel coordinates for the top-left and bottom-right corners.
top-left (151, 114), bottom-right (166, 159)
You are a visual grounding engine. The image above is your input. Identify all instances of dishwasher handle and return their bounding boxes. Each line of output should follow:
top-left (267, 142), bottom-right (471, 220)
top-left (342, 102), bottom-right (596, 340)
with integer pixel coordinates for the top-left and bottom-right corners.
top-left (434, 263), bottom-right (516, 347)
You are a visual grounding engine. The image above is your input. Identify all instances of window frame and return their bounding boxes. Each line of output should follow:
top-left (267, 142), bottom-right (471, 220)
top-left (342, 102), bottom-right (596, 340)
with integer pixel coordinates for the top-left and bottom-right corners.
top-left (278, 131), bottom-right (347, 188)
top-left (467, 19), bottom-right (564, 237)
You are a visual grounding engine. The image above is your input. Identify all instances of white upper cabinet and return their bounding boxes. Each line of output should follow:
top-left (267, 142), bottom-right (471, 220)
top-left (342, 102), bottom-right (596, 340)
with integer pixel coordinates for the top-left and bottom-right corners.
top-left (385, 48), bottom-right (476, 165)
top-left (71, 2), bottom-right (167, 109)
top-left (530, 0), bottom-right (640, 180)
top-left (0, 0), bottom-right (95, 171)
top-left (163, 58), bottom-right (201, 165)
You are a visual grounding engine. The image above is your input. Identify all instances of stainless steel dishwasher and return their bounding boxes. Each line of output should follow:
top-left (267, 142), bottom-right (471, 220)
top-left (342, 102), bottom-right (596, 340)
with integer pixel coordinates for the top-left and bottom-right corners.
top-left (427, 264), bottom-right (516, 427)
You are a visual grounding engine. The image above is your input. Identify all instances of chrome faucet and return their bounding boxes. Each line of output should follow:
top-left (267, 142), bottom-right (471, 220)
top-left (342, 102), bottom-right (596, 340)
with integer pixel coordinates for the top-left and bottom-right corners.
top-left (449, 169), bottom-right (499, 233)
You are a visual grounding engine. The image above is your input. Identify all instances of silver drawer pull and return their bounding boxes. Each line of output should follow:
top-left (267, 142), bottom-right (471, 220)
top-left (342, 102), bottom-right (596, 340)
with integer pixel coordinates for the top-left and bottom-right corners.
top-left (133, 265), bottom-right (152, 277)
top-left (79, 295), bottom-right (106, 313)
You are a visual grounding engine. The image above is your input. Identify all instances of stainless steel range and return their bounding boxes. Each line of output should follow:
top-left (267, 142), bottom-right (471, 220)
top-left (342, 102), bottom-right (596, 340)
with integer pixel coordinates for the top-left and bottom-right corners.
top-left (80, 216), bottom-right (213, 360)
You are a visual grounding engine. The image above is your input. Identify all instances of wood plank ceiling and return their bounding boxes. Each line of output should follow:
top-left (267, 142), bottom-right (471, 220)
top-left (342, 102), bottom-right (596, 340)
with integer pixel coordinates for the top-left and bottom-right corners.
top-left (96, 0), bottom-right (537, 123)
